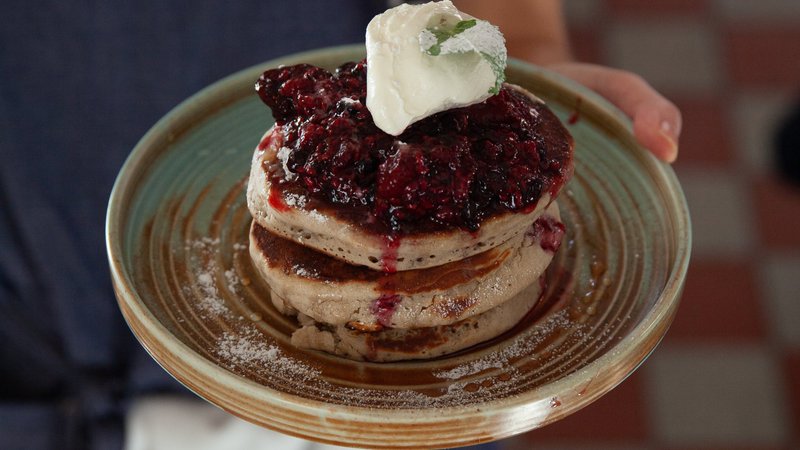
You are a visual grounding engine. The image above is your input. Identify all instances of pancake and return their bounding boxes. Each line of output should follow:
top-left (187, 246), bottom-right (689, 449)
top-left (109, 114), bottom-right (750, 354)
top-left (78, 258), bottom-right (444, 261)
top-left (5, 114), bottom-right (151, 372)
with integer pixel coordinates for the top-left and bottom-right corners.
top-left (249, 202), bottom-right (563, 330)
top-left (281, 278), bottom-right (543, 362)
top-left (245, 61), bottom-right (573, 362)
top-left (246, 84), bottom-right (572, 272)
top-left (247, 127), bottom-right (552, 272)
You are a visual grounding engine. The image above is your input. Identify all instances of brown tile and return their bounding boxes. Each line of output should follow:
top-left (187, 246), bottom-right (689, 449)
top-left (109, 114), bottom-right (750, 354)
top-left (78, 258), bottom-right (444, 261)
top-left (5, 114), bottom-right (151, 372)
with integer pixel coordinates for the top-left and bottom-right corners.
top-left (725, 26), bottom-right (800, 87)
top-left (784, 351), bottom-right (800, 439)
top-left (520, 370), bottom-right (649, 442)
top-left (664, 259), bottom-right (765, 342)
top-left (714, 0), bottom-right (800, 25)
top-left (754, 177), bottom-right (800, 250)
top-left (606, 0), bottom-right (709, 16)
top-left (661, 445), bottom-right (787, 450)
top-left (671, 95), bottom-right (735, 167)
top-left (568, 28), bottom-right (604, 64)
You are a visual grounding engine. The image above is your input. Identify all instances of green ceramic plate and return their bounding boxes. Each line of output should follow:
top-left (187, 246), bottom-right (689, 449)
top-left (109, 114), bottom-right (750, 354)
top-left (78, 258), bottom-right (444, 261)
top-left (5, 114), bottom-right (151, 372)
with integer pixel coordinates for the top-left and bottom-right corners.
top-left (107, 45), bottom-right (690, 449)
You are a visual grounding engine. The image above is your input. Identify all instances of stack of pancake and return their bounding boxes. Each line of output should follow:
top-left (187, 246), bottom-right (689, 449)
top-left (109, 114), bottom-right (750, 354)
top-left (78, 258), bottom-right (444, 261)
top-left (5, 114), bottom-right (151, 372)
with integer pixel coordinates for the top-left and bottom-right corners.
top-left (246, 83), bottom-right (572, 362)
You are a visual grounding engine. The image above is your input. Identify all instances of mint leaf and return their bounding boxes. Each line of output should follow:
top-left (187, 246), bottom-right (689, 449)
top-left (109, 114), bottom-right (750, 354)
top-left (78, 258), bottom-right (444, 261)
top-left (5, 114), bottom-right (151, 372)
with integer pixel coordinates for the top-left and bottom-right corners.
top-left (423, 19), bottom-right (476, 56)
top-left (480, 51), bottom-right (505, 94)
top-left (419, 19), bottom-right (506, 95)
top-left (452, 19), bottom-right (477, 35)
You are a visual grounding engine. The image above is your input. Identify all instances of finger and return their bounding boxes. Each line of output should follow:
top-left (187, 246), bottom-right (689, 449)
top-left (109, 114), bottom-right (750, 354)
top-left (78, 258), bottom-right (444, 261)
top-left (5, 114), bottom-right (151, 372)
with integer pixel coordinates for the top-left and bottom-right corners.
top-left (632, 101), bottom-right (682, 163)
top-left (611, 72), bottom-right (682, 163)
top-left (549, 63), bottom-right (682, 162)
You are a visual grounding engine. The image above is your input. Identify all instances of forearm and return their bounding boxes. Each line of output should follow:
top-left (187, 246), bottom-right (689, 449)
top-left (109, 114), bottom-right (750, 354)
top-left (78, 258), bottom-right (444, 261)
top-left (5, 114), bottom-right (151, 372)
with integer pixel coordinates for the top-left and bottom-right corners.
top-left (454, 0), bottom-right (572, 65)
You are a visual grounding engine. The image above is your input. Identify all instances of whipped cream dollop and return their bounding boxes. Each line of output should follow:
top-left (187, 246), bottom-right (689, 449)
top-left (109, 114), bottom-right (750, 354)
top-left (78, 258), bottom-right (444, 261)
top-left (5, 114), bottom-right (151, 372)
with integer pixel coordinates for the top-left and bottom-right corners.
top-left (366, 0), bottom-right (507, 136)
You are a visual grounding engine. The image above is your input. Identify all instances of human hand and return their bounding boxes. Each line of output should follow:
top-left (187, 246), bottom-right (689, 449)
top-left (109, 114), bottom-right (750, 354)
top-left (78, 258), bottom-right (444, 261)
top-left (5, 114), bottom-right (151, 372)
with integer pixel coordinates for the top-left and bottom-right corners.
top-left (547, 62), bottom-right (682, 163)
top-left (451, 0), bottom-right (682, 162)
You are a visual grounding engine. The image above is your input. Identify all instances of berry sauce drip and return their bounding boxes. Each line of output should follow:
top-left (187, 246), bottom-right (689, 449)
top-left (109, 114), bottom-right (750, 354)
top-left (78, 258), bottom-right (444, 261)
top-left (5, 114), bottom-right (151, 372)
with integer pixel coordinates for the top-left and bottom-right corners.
top-left (531, 215), bottom-right (566, 252)
top-left (255, 61), bottom-right (573, 235)
top-left (370, 294), bottom-right (402, 328)
top-left (568, 97), bottom-right (582, 125)
top-left (380, 235), bottom-right (400, 273)
top-left (267, 188), bottom-right (290, 212)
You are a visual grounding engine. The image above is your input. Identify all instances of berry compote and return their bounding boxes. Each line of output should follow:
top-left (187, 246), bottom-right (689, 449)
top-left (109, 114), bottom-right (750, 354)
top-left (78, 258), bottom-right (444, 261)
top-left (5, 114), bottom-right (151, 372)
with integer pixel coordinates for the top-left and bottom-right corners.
top-left (255, 60), bottom-right (573, 234)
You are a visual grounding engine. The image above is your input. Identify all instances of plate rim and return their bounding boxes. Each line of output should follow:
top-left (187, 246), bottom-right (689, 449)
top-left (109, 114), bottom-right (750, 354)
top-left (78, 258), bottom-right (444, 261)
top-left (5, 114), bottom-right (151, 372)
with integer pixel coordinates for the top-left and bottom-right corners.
top-left (106, 44), bottom-right (691, 446)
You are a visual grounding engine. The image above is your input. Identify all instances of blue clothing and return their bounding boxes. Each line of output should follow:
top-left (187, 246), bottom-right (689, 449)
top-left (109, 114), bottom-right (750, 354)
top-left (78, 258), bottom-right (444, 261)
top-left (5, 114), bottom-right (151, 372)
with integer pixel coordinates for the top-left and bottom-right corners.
top-left (0, 1), bottom-right (382, 449)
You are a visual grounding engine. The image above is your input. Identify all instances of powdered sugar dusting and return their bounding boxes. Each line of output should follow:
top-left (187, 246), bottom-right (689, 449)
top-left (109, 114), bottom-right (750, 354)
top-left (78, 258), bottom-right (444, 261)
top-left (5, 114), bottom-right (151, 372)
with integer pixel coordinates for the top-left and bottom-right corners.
top-left (284, 191), bottom-right (308, 208)
top-left (217, 327), bottom-right (320, 382)
top-left (436, 310), bottom-right (576, 382)
top-left (308, 209), bottom-right (327, 223)
top-left (187, 236), bottom-right (220, 250)
top-left (434, 355), bottom-right (508, 381)
top-left (352, 310), bottom-right (573, 405)
top-left (195, 271), bottom-right (228, 316)
top-left (177, 195), bottom-right (587, 409)
top-left (441, 21), bottom-right (505, 59)
top-left (338, 97), bottom-right (360, 106)
top-left (292, 264), bottom-right (319, 278)
top-left (224, 269), bottom-right (240, 293)
top-left (276, 146), bottom-right (297, 181)
top-left (206, 309), bottom-right (581, 409)
top-left (185, 237), bottom-right (245, 318)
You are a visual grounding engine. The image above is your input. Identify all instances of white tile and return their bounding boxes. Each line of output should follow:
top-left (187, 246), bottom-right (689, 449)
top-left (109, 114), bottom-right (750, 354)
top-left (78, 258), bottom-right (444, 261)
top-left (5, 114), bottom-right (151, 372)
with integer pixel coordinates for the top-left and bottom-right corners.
top-left (563, 0), bottom-right (604, 25)
top-left (127, 397), bottom-right (355, 450)
top-left (713, 0), bottom-right (800, 23)
top-left (760, 254), bottom-right (800, 347)
top-left (606, 20), bottom-right (723, 94)
top-left (731, 91), bottom-right (796, 174)
top-left (674, 167), bottom-right (756, 258)
top-left (645, 344), bottom-right (790, 445)
top-left (514, 444), bottom-right (648, 450)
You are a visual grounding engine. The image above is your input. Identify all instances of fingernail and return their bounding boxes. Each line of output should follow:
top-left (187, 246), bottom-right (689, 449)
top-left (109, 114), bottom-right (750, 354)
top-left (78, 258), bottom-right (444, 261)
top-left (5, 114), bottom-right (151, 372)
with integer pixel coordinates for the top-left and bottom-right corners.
top-left (659, 121), bottom-right (679, 163)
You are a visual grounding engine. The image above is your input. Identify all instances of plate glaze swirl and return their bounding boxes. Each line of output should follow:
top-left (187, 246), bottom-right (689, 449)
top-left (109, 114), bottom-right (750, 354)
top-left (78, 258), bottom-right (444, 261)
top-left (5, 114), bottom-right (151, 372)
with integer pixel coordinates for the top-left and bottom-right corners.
top-left (106, 45), bottom-right (690, 449)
